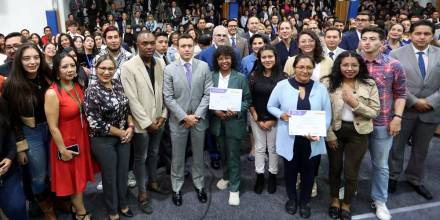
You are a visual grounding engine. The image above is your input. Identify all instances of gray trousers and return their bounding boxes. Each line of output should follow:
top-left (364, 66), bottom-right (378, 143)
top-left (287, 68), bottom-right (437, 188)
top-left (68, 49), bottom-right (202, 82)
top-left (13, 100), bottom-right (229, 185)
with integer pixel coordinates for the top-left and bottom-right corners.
top-left (389, 116), bottom-right (438, 185)
top-left (133, 127), bottom-right (164, 193)
top-left (170, 125), bottom-right (206, 192)
top-left (91, 136), bottom-right (130, 215)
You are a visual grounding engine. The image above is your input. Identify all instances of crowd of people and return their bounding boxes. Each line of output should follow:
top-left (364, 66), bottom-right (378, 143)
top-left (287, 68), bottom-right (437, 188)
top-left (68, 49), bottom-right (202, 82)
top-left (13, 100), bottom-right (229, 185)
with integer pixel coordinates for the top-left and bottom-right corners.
top-left (1, 0), bottom-right (440, 220)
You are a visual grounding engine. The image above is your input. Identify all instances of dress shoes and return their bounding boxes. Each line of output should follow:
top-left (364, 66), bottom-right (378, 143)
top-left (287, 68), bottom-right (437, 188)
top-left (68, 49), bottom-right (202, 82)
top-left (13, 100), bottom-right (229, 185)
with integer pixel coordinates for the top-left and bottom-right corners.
top-left (299, 203), bottom-right (311, 219)
top-left (408, 182), bottom-right (433, 200)
top-left (211, 158), bottom-right (221, 170)
top-left (119, 208), bottom-right (134, 217)
top-left (172, 191), bottom-right (183, 206)
top-left (328, 206), bottom-right (340, 219)
top-left (340, 209), bottom-right (351, 220)
top-left (388, 179), bottom-right (397, 193)
top-left (148, 181), bottom-right (171, 195)
top-left (285, 199), bottom-right (297, 215)
top-left (195, 188), bottom-right (208, 203)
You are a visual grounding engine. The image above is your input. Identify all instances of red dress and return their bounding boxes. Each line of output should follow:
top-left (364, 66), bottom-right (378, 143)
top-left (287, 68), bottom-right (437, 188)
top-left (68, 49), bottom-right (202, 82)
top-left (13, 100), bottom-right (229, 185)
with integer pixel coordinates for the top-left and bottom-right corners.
top-left (50, 83), bottom-right (95, 196)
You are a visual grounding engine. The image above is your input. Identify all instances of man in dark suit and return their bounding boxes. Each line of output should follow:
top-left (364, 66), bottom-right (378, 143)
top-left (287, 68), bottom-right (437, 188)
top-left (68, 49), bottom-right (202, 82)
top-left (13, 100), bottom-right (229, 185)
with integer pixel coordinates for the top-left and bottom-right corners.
top-left (195, 18), bottom-right (212, 38)
top-left (389, 20), bottom-right (440, 200)
top-left (340, 12), bottom-right (371, 51)
top-left (243, 16), bottom-right (260, 40)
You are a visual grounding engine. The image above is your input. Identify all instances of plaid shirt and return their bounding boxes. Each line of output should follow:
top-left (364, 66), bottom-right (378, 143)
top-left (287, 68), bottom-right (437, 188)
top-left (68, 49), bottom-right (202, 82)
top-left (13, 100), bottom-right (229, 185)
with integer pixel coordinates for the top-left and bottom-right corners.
top-left (89, 47), bottom-right (132, 86)
top-left (363, 53), bottom-right (407, 126)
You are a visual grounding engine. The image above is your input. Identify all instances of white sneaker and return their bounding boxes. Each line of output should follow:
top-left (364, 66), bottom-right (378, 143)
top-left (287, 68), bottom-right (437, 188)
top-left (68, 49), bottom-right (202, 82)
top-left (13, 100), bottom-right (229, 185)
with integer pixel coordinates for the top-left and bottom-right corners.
top-left (216, 179), bottom-right (229, 190)
top-left (127, 171), bottom-right (137, 188)
top-left (228, 191), bottom-right (240, 206)
top-left (311, 181), bottom-right (318, 197)
top-left (374, 201), bottom-right (392, 220)
top-left (96, 180), bottom-right (103, 191)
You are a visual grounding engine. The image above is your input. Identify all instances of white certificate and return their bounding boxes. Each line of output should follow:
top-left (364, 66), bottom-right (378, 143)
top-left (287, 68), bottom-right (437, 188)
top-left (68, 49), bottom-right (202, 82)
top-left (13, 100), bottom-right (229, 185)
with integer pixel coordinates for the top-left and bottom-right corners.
top-left (209, 88), bottom-right (242, 112)
top-left (288, 110), bottom-right (327, 137)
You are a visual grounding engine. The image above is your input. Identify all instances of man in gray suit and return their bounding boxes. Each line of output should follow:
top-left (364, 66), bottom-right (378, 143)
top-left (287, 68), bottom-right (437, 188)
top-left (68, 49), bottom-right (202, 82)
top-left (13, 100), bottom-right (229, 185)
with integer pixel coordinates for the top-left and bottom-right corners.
top-left (226, 19), bottom-right (249, 58)
top-left (389, 20), bottom-right (440, 200)
top-left (163, 34), bottom-right (213, 206)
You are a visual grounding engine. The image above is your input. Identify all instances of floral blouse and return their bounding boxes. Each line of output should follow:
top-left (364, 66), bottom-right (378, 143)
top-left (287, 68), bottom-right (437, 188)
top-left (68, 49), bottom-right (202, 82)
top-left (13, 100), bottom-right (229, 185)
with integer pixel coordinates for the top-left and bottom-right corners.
top-left (84, 78), bottom-right (130, 137)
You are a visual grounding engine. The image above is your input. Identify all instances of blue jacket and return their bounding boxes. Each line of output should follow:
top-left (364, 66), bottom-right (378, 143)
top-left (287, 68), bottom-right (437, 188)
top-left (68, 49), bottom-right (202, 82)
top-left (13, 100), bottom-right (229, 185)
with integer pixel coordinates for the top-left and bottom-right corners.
top-left (240, 53), bottom-right (257, 78)
top-left (267, 79), bottom-right (332, 161)
top-left (196, 45), bottom-right (241, 71)
top-left (339, 31), bottom-right (359, 51)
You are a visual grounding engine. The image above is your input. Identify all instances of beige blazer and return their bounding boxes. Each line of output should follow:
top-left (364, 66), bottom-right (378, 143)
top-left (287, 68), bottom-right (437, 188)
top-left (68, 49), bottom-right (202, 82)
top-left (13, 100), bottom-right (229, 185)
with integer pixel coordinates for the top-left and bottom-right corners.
top-left (121, 55), bottom-right (167, 133)
top-left (326, 79), bottom-right (380, 141)
top-left (283, 55), bottom-right (334, 83)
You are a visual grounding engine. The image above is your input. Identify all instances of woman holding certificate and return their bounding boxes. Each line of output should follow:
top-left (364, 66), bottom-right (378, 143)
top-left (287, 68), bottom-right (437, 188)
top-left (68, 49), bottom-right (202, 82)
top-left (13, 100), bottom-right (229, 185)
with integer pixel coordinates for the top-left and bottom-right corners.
top-left (210, 45), bottom-right (251, 206)
top-left (325, 51), bottom-right (380, 220)
top-left (44, 52), bottom-right (96, 220)
top-left (248, 45), bottom-right (286, 194)
top-left (267, 54), bottom-right (331, 218)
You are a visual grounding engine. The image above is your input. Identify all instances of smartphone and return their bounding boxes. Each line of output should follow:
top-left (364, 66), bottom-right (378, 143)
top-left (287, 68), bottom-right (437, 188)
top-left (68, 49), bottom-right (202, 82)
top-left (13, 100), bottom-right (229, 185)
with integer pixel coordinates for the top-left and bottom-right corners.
top-left (57, 144), bottom-right (80, 160)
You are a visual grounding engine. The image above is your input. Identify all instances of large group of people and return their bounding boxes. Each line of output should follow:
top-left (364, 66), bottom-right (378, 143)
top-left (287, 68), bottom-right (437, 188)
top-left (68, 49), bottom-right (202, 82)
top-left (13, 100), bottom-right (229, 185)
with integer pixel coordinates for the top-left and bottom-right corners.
top-left (1, 1), bottom-right (440, 220)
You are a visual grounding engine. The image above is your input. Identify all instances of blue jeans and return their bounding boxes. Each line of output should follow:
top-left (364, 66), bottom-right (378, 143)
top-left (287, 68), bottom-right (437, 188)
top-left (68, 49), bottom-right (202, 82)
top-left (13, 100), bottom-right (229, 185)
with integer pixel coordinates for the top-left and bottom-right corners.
top-left (0, 168), bottom-right (27, 220)
top-left (368, 125), bottom-right (393, 203)
top-left (22, 122), bottom-right (51, 195)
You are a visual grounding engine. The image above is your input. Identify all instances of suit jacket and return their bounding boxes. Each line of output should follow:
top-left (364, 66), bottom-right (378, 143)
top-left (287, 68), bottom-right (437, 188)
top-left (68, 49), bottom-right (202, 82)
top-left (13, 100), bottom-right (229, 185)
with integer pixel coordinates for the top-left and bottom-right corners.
top-left (163, 59), bottom-right (213, 131)
top-left (390, 45), bottom-right (440, 123)
top-left (196, 45), bottom-right (241, 71)
top-left (226, 35), bottom-right (249, 58)
top-left (120, 55), bottom-right (168, 133)
top-left (210, 70), bottom-right (251, 139)
top-left (339, 31), bottom-right (360, 51)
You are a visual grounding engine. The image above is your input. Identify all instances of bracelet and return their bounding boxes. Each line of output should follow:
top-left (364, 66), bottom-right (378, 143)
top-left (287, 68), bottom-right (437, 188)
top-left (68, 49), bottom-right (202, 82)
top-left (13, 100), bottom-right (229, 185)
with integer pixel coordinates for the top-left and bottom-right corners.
top-left (393, 114), bottom-right (402, 119)
top-left (128, 124), bottom-right (135, 129)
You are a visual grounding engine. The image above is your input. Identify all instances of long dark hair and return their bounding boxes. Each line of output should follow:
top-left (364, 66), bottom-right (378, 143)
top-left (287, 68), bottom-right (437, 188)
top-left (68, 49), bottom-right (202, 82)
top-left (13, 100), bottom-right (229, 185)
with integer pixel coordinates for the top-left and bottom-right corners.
top-left (52, 52), bottom-right (83, 90)
top-left (296, 30), bottom-right (324, 63)
top-left (328, 51), bottom-right (373, 93)
top-left (57, 33), bottom-right (74, 52)
top-left (212, 45), bottom-right (238, 71)
top-left (3, 43), bottom-right (52, 114)
top-left (251, 45), bottom-right (283, 79)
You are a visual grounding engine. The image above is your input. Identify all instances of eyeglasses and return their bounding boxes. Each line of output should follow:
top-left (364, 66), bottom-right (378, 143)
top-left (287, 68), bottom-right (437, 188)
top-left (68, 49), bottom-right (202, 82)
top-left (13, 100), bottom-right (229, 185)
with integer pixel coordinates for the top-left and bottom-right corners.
top-left (97, 67), bottom-right (115, 72)
top-left (5, 43), bottom-right (21, 51)
top-left (215, 34), bottom-right (228, 38)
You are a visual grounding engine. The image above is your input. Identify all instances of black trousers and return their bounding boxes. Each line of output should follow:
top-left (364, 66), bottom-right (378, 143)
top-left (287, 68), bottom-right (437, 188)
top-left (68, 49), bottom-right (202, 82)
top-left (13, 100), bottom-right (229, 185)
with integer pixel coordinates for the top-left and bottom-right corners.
top-left (284, 136), bottom-right (320, 205)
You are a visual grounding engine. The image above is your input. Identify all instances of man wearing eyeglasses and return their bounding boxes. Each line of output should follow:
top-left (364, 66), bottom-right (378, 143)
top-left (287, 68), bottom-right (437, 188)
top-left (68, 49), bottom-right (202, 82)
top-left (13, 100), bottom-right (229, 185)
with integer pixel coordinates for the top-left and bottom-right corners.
top-left (340, 12), bottom-right (371, 51)
top-left (0, 32), bottom-right (24, 77)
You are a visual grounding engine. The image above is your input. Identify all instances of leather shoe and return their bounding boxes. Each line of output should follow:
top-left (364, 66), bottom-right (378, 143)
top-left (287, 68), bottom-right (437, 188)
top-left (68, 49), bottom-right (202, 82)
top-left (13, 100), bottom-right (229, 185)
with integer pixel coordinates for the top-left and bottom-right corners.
top-left (388, 179), bottom-right (397, 193)
top-left (408, 182), bottom-right (433, 200)
top-left (285, 199), bottom-right (297, 215)
top-left (211, 159), bottom-right (220, 170)
top-left (328, 206), bottom-right (340, 219)
top-left (299, 203), bottom-right (311, 219)
top-left (172, 191), bottom-right (183, 206)
top-left (340, 209), bottom-right (351, 220)
top-left (148, 181), bottom-right (171, 195)
top-left (195, 188), bottom-right (207, 203)
top-left (119, 208), bottom-right (134, 217)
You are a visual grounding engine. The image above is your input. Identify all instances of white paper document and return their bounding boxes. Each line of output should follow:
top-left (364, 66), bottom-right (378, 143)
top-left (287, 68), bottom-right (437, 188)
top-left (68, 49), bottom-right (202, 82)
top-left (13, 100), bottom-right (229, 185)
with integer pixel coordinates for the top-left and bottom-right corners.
top-left (288, 110), bottom-right (327, 137)
top-left (209, 88), bottom-right (242, 112)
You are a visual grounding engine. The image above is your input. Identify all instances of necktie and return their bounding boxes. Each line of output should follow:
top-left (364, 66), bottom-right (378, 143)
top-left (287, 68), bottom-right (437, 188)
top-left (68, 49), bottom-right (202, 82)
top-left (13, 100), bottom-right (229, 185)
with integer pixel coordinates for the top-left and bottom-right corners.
top-left (329, 51), bottom-right (334, 60)
top-left (184, 63), bottom-right (192, 89)
top-left (231, 37), bottom-right (236, 48)
top-left (417, 52), bottom-right (426, 80)
top-left (163, 55), bottom-right (169, 65)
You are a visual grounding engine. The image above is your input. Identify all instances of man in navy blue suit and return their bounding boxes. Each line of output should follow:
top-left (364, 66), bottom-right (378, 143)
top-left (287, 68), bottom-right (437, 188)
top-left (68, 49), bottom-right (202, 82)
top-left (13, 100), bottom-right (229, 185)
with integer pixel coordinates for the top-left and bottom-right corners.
top-left (340, 12), bottom-right (371, 51)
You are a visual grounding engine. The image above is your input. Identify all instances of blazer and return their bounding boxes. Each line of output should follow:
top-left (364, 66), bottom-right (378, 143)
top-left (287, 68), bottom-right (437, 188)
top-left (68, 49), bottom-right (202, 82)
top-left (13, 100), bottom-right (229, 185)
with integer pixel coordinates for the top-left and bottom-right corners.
top-left (163, 59), bottom-right (213, 130)
top-left (226, 35), bottom-right (249, 58)
top-left (210, 70), bottom-right (252, 139)
top-left (339, 31), bottom-right (360, 51)
top-left (390, 45), bottom-right (440, 123)
top-left (120, 55), bottom-right (168, 133)
top-left (267, 79), bottom-right (332, 160)
top-left (326, 79), bottom-right (380, 141)
top-left (284, 55), bottom-right (334, 82)
top-left (196, 45), bottom-right (241, 71)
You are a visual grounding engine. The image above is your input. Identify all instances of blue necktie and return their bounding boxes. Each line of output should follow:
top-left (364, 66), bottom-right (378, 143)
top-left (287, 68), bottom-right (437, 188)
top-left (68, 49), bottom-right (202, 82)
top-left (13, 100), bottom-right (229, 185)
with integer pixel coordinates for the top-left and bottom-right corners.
top-left (417, 52), bottom-right (426, 80)
top-left (184, 63), bottom-right (192, 89)
top-left (329, 51), bottom-right (334, 60)
top-left (231, 37), bottom-right (236, 48)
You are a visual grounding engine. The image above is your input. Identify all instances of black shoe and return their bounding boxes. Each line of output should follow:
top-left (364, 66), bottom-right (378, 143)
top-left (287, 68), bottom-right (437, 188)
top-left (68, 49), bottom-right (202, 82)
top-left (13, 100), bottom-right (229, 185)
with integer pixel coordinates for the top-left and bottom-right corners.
top-left (299, 203), bottom-right (311, 219)
top-left (285, 199), bottom-right (297, 215)
top-left (172, 191), bottom-right (183, 206)
top-left (388, 179), bottom-right (397, 193)
top-left (139, 199), bottom-right (153, 214)
top-left (408, 182), bottom-right (433, 200)
top-left (195, 188), bottom-right (207, 203)
top-left (211, 158), bottom-right (220, 170)
top-left (340, 209), bottom-right (351, 220)
top-left (119, 208), bottom-right (134, 217)
top-left (254, 173), bottom-right (265, 194)
top-left (328, 206), bottom-right (340, 219)
top-left (267, 173), bottom-right (277, 194)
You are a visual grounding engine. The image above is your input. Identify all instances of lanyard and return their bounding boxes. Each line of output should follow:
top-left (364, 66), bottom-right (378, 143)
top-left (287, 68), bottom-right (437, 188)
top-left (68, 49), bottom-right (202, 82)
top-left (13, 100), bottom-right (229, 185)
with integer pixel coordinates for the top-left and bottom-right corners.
top-left (60, 81), bottom-right (84, 128)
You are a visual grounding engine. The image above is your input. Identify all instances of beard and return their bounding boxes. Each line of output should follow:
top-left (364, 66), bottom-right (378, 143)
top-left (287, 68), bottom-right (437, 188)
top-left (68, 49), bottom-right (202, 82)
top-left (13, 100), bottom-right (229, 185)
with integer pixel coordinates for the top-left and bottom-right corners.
top-left (107, 45), bottom-right (121, 53)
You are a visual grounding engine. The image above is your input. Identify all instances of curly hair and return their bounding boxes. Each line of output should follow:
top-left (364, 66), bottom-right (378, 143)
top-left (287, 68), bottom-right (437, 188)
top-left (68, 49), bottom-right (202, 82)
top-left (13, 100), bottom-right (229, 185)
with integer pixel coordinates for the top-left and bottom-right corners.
top-left (327, 51), bottom-right (373, 93)
top-left (212, 45), bottom-right (238, 71)
top-left (296, 29), bottom-right (324, 64)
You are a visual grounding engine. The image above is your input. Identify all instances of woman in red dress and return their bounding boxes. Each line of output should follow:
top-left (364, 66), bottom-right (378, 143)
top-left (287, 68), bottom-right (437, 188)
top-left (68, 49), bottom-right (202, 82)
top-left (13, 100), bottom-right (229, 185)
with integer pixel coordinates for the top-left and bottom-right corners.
top-left (45, 52), bottom-right (95, 220)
